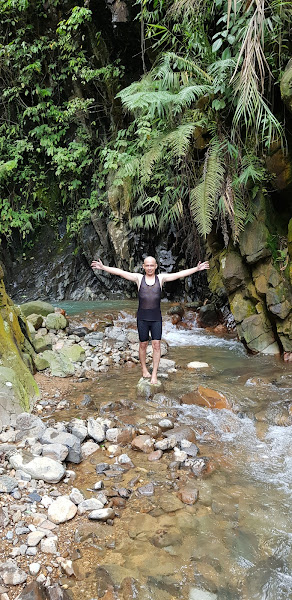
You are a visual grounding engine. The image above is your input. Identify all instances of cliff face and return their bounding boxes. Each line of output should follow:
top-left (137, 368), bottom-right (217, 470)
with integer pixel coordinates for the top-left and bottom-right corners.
top-left (208, 194), bottom-right (292, 358)
top-left (0, 263), bottom-right (39, 425)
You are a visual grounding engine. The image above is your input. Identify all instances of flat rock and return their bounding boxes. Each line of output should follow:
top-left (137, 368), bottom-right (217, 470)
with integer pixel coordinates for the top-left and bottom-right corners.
top-left (131, 435), bottom-right (154, 454)
top-left (9, 453), bottom-right (65, 483)
top-left (27, 531), bottom-right (46, 547)
top-left (88, 508), bottom-right (115, 521)
top-left (189, 589), bottom-right (217, 600)
top-left (40, 536), bottom-right (58, 554)
top-left (177, 487), bottom-right (199, 505)
top-left (77, 498), bottom-right (104, 515)
top-left (182, 386), bottom-right (230, 410)
top-left (163, 425), bottom-right (196, 444)
top-left (187, 361), bottom-right (209, 369)
top-left (136, 378), bottom-right (164, 399)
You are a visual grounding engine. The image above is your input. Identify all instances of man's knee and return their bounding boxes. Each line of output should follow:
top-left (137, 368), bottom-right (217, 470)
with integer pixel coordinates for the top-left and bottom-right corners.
top-left (139, 341), bottom-right (148, 350)
top-left (152, 340), bottom-right (161, 351)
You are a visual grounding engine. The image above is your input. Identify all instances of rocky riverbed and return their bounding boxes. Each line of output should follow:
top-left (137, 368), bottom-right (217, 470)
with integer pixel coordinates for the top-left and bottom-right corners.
top-left (1, 304), bottom-right (292, 600)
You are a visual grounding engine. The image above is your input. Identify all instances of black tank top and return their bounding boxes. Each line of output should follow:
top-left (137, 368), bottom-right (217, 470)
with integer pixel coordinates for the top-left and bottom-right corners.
top-left (137, 275), bottom-right (162, 321)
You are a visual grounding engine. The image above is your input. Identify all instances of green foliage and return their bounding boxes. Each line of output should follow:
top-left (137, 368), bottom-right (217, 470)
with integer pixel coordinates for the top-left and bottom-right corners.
top-left (0, 0), bottom-right (124, 240)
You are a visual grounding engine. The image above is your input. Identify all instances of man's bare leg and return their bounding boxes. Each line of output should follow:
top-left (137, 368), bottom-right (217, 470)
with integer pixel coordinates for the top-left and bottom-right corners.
top-left (151, 340), bottom-right (161, 384)
top-left (139, 341), bottom-right (151, 378)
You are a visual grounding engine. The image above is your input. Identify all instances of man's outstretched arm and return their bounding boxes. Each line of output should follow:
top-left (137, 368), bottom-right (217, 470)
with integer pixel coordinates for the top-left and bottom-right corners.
top-left (91, 258), bottom-right (141, 284)
top-left (160, 261), bottom-right (209, 284)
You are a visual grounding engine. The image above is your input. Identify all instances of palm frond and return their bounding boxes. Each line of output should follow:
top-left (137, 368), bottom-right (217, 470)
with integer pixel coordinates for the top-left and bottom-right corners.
top-left (190, 142), bottom-right (225, 237)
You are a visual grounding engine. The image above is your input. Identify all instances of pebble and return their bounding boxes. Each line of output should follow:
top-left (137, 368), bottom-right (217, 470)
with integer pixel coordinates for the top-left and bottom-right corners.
top-left (95, 463), bottom-right (110, 474)
top-left (29, 562), bottom-right (41, 575)
top-left (69, 487), bottom-right (84, 505)
top-left (148, 450), bottom-right (163, 461)
top-left (40, 536), bottom-right (58, 554)
top-left (137, 483), bottom-right (154, 496)
top-left (27, 531), bottom-right (46, 546)
top-left (77, 498), bottom-right (104, 514)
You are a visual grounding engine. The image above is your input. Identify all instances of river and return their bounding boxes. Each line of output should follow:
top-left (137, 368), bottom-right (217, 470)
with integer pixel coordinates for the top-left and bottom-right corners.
top-left (54, 301), bottom-right (292, 600)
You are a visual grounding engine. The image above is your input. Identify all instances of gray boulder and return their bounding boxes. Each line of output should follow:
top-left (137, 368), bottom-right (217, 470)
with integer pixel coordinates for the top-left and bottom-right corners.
top-left (15, 413), bottom-right (46, 442)
top-left (9, 453), bottom-right (65, 483)
top-left (40, 428), bottom-right (81, 463)
top-left (19, 300), bottom-right (55, 317)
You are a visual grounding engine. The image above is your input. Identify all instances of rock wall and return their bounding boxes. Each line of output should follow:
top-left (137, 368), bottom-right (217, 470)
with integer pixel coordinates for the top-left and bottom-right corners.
top-left (0, 263), bottom-right (39, 425)
top-left (208, 195), bottom-right (292, 357)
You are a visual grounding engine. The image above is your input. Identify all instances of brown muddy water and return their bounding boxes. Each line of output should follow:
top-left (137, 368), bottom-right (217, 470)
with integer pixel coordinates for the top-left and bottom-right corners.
top-left (50, 301), bottom-right (292, 600)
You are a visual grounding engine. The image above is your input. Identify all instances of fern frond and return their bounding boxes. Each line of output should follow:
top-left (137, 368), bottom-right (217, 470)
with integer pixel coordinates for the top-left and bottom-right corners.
top-left (190, 142), bottom-right (225, 237)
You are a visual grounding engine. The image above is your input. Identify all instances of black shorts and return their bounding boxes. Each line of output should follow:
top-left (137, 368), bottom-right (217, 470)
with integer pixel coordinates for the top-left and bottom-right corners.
top-left (137, 319), bottom-right (162, 342)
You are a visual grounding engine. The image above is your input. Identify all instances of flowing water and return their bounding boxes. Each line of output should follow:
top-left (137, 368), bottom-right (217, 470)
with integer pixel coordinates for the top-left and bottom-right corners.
top-left (55, 301), bottom-right (292, 600)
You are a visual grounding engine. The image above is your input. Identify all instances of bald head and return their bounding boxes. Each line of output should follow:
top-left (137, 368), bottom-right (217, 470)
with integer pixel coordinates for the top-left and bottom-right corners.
top-left (143, 256), bottom-right (157, 275)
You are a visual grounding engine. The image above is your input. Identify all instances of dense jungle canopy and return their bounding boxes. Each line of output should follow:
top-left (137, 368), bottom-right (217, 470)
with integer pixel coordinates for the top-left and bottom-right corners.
top-left (0, 0), bottom-right (291, 252)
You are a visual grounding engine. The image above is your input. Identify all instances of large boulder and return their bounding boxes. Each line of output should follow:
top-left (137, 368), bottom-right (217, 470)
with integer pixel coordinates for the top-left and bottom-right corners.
top-left (45, 313), bottom-right (67, 330)
top-left (40, 350), bottom-right (75, 377)
top-left (19, 300), bottom-right (55, 317)
top-left (0, 276), bottom-right (39, 426)
top-left (237, 313), bottom-right (279, 354)
top-left (197, 303), bottom-right (220, 327)
top-left (221, 251), bottom-right (249, 293)
top-left (266, 283), bottom-right (291, 320)
top-left (229, 292), bottom-right (256, 324)
top-left (239, 220), bottom-right (271, 264)
top-left (276, 314), bottom-right (292, 352)
top-left (60, 344), bottom-right (86, 363)
top-left (9, 453), bottom-right (65, 483)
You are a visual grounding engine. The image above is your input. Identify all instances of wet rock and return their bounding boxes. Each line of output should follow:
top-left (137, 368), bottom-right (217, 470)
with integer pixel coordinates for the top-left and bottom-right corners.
top-left (177, 486), bottom-right (199, 505)
top-left (148, 450), bottom-right (163, 461)
top-left (0, 475), bottom-right (18, 493)
top-left (136, 378), bottom-right (164, 399)
top-left (128, 513), bottom-right (157, 539)
top-left (182, 386), bottom-right (231, 410)
top-left (157, 494), bottom-right (184, 513)
top-left (164, 425), bottom-right (196, 444)
top-left (81, 441), bottom-right (99, 459)
top-left (197, 303), bottom-right (220, 327)
top-left (154, 437), bottom-right (176, 451)
top-left (94, 566), bottom-right (115, 597)
top-left (88, 508), bottom-right (115, 521)
top-left (15, 413), bottom-right (47, 442)
top-left (131, 435), bottom-right (154, 454)
top-left (41, 444), bottom-right (69, 462)
top-left (158, 419), bottom-right (173, 431)
top-left (137, 483), bottom-right (154, 496)
top-left (158, 358), bottom-right (176, 372)
top-left (87, 417), bottom-right (106, 443)
top-left (180, 440), bottom-right (199, 457)
top-left (48, 496), bottom-right (77, 523)
top-left (40, 429), bottom-right (81, 463)
top-left (9, 454), bottom-right (65, 483)
top-left (0, 560), bottom-right (27, 585)
top-left (187, 361), bottom-right (209, 369)
top-left (167, 304), bottom-right (185, 317)
top-left (151, 527), bottom-right (182, 548)
top-left (186, 457), bottom-right (211, 477)
top-left (77, 498), bottom-right (104, 514)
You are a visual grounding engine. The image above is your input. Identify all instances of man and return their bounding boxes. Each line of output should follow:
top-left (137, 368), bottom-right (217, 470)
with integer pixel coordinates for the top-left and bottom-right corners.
top-left (91, 256), bottom-right (209, 384)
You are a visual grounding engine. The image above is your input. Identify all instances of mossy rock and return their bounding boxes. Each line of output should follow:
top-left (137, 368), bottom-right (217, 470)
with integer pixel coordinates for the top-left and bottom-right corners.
top-left (33, 334), bottom-right (52, 354)
top-left (45, 312), bottom-right (67, 330)
top-left (34, 355), bottom-right (50, 371)
top-left (27, 313), bottom-right (44, 329)
top-left (19, 300), bottom-right (55, 317)
top-left (41, 350), bottom-right (75, 377)
top-left (252, 261), bottom-right (272, 296)
top-left (60, 344), bottom-right (86, 363)
top-left (230, 292), bottom-right (256, 324)
top-left (0, 366), bottom-right (39, 427)
top-left (280, 58), bottom-right (292, 114)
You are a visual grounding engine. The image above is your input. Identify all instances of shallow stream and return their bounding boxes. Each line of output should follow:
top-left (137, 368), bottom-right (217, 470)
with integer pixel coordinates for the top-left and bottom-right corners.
top-left (54, 301), bottom-right (292, 600)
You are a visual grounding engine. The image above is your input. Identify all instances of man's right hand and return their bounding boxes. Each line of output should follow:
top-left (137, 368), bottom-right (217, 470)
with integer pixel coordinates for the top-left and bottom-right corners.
top-left (91, 259), bottom-right (104, 270)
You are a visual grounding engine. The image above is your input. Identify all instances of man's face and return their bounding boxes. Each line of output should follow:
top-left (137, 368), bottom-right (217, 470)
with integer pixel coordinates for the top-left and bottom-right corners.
top-left (143, 257), bottom-right (157, 276)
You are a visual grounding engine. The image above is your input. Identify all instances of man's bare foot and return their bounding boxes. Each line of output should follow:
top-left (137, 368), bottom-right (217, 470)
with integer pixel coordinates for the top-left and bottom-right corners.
top-left (150, 377), bottom-right (158, 385)
top-left (142, 371), bottom-right (151, 379)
